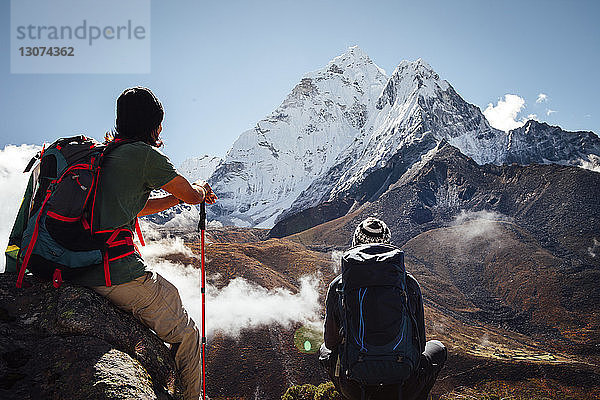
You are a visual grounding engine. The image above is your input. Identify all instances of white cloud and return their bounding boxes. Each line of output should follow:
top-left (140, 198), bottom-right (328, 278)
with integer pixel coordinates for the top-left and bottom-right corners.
top-left (0, 144), bottom-right (41, 272)
top-left (547, 109), bottom-right (557, 116)
top-left (483, 94), bottom-right (526, 132)
top-left (536, 93), bottom-right (548, 103)
top-left (140, 234), bottom-right (322, 337)
top-left (449, 211), bottom-right (511, 256)
top-left (527, 113), bottom-right (538, 121)
top-left (452, 210), bottom-right (509, 227)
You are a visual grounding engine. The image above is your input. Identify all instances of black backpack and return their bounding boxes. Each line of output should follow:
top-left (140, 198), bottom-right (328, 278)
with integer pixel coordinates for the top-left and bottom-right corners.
top-left (7, 135), bottom-right (145, 288)
top-left (338, 243), bottom-right (421, 399)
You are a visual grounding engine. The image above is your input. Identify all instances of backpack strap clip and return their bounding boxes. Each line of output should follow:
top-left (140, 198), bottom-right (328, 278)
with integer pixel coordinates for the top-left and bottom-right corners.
top-left (102, 251), bottom-right (112, 287)
top-left (52, 269), bottom-right (62, 288)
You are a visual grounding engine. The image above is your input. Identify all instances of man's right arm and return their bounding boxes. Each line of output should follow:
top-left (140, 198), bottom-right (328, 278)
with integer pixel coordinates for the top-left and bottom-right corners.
top-left (138, 175), bottom-right (216, 217)
top-left (162, 175), bottom-right (217, 205)
top-left (139, 146), bottom-right (217, 215)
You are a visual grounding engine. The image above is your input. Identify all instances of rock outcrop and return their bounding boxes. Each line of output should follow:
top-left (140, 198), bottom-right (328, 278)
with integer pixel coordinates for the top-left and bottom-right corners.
top-left (0, 272), bottom-right (182, 400)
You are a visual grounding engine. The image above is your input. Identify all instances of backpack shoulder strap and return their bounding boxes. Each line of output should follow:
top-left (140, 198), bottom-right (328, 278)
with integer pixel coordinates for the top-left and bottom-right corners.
top-left (88, 139), bottom-right (137, 232)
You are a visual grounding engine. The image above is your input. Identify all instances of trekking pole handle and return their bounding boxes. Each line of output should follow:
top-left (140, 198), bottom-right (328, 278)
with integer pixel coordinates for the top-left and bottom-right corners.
top-left (198, 201), bottom-right (206, 232)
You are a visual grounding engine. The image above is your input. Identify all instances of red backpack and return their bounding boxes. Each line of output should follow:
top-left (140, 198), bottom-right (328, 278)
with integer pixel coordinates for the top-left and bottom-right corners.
top-left (10, 135), bottom-right (145, 288)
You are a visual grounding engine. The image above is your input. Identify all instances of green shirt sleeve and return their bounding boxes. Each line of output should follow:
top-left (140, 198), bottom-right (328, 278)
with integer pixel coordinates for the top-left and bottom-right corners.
top-left (143, 146), bottom-right (179, 189)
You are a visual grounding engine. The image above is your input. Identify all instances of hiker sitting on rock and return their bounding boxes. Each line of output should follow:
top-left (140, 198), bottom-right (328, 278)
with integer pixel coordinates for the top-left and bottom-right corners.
top-left (319, 217), bottom-right (447, 400)
top-left (84, 87), bottom-right (216, 400)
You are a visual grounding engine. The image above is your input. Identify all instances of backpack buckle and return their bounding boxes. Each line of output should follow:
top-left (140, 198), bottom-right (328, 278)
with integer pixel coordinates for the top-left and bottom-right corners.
top-left (397, 355), bottom-right (403, 363)
top-left (52, 268), bottom-right (63, 288)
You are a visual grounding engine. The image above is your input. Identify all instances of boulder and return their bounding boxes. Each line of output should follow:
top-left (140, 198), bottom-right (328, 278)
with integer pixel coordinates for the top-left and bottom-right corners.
top-left (0, 272), bottom-right (183, 400)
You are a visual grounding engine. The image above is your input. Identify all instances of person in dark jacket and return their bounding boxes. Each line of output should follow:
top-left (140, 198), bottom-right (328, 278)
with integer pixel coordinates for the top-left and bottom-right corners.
top-left (319, 217), bottom-right (447, 400)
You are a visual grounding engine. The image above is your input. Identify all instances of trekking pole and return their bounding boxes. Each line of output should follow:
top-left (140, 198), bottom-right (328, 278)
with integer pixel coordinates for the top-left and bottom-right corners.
top-left (198, 201), bottom-right (207, 400)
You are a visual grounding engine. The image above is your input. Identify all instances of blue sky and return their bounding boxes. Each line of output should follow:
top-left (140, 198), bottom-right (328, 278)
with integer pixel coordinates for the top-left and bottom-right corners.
top-left (1, 0), bottom-right (598, 164)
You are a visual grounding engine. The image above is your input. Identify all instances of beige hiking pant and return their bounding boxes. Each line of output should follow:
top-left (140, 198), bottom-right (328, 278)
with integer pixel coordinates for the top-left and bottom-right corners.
top-left (92, 271), bottom-right (201, 400)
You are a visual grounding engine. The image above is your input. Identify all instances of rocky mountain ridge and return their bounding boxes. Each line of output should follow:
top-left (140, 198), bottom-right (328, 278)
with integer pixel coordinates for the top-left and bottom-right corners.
top-left (283, 140), bottom-right (600, 262)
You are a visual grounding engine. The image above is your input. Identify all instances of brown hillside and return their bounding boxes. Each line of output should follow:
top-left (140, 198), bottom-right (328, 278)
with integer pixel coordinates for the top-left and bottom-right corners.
top-left (170, 225), bottom-right (600, 399)
top-left (406, 220), bottom-right (599, 353)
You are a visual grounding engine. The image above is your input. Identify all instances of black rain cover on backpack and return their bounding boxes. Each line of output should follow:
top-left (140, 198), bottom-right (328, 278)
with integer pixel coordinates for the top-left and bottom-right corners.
top-left (338, 243), bottom-right (420, 389)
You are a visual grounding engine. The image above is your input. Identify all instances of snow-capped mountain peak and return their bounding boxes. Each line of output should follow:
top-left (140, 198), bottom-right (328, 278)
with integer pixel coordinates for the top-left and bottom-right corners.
top-left (208, 46), bottom-right (388, 227)
top-left (179, 155), bottom-right (222, 183)
top-left (376, 58), bottom-right (449, 110)
top-left (321, 45), bottom-right (385, 76)
top-left (203, 48), bottom-right (599, 229)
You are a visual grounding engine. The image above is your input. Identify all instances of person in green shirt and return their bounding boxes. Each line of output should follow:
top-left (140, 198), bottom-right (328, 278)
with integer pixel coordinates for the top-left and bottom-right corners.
top-left (88, 87), bottom-right (217, 400)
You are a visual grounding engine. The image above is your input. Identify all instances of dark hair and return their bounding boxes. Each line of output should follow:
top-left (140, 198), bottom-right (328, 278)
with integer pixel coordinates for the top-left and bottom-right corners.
top-left (115, 87), bottom-right (164, 147)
